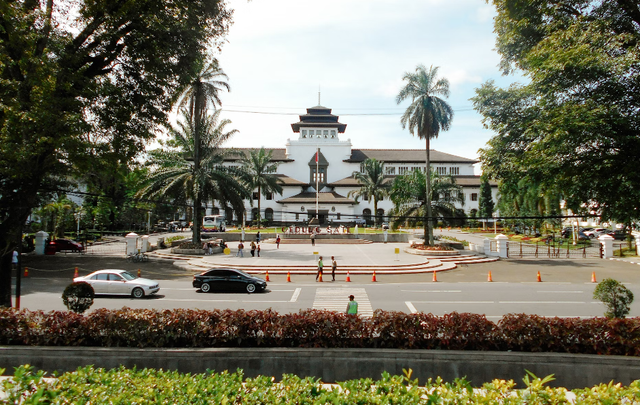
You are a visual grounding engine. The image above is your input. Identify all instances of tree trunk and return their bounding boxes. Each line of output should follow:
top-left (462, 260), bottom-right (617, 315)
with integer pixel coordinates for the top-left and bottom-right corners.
top-left (193, 195), bottom-right (202, 245)
top-left (374, 198), bottom-right (378, 228)
top-left (257, 185), bottom-right (261, 229)
top-left (425, 137), bottom-right (433, 246)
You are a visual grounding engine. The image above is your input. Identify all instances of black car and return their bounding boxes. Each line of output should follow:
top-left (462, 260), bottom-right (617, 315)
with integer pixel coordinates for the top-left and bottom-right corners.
top-left (193, 268), bottom-right (267, 293)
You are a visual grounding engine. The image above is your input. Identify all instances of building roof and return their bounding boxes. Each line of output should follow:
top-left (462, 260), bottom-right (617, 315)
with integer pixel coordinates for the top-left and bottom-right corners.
top-left (277, 191), bottom-right (356, 205)
top-left (222, 148), bottom-right (292, 162)
top-left (329, 174), bottom-right (497, 188)
top-left (345, 149), bottom-right (478, 164)
top-left (291, 105), bottom-right (347, 133)
top-left (329, 175), bottom-right (395, 187)
top-left (452, 175), bottom-right (498, 187)
top-left (274, 174), bottom-right (308, 186)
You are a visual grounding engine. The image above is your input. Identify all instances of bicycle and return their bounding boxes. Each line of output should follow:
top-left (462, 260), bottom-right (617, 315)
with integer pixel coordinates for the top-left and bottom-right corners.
top-left (126, 252), bottom-right (148, 263)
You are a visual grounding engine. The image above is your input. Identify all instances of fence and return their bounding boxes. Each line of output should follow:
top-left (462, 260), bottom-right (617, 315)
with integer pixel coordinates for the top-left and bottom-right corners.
top-left (506, 240), bottom-right (602, 259)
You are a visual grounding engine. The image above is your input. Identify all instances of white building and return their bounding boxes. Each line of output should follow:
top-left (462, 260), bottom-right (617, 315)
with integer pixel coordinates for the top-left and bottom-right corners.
top-left (216, 105), bottom-right (498, 225)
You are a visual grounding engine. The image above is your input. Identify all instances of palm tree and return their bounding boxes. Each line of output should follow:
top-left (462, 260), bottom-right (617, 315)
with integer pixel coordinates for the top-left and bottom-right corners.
top-left (139, 110), bottom-right (250, 244)
top-left (240, 148), bottom-right (284, 228)
top-left (396, 64), bottom-right (454, 245)
top-left (390, 169), bottom-right (464, 230)
top-left (348, 158), bottom-right (390, 227)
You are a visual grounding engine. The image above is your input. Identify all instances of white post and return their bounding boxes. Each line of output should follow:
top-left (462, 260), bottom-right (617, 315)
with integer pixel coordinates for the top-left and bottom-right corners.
top-left (315, 147), bottom-right (319, 221)
top-left (34, 231), bottom-right (49, 255)
top-left (495, 234), bottom-right (508, 258)
top-left (635, 234), bottom-right (640, 256)
top-left (599, 234), bottom-right (614, 259)
top-left (125, 232), bottom-right (139, 256)
top-left (140, 235), bottom-right (150, 253)
top-left (483, 238), bottom-right (492, 256)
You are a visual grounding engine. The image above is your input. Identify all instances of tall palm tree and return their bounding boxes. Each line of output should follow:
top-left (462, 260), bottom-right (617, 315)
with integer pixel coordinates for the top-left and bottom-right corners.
top-left (390, 169), bottom-right (464, 230)
top-left (139, 110), bottom-right (250, 244)
top-left (240, 148), bottom-right (284, 228)
top-left (397, 65), bottom-right (454, 245)
top-left (348, 158), bottom-right (390, 227)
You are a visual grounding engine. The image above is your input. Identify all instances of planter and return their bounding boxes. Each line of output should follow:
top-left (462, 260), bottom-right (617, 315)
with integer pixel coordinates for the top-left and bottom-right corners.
top-left (404, 247), bottom-right (459, 256)
top-left (170, 248), bottom-right (206, 255)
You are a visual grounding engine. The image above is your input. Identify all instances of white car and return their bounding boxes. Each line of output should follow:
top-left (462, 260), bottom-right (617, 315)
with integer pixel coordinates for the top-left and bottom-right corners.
top-left (74, 269), bottom-right (160, 298)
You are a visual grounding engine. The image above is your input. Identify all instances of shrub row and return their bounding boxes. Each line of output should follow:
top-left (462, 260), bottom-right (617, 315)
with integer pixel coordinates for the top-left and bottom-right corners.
top-left (1, 308), bottom-right (640, 355)
top-left (4, 365), bottom-right (640, 404)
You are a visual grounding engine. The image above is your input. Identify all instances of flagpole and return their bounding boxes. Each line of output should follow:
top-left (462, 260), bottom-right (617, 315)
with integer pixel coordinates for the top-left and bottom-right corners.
top-left (315, 147), bottom-right (319, 221)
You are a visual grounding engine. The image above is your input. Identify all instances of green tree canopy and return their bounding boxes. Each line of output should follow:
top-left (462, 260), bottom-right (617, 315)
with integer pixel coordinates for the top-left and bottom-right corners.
top-left (473, 0), bottom-right (640, 225)
top-left (397, 65), bottom-right (454, 245)
top-left (240, 148), bottom-right (284, 228)
top-left (348, 159), bottom-right (390, 227)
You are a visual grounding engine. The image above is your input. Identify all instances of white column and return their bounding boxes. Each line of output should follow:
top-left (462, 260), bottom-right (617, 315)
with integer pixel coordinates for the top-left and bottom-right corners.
top-left (483, 238), bottom-right (492, 256)
top-left (495, 234), bottom-right (508, 258)
top-left (34, 231), bottom-right (49, 255)
top-left (636, 234), bottom-right (640, 256)
top-left (140, 235), bottom-right (150, 253)
top-left (599, 234), bottom-right (614, 259)
top-left (125, 232), bottom-right (139, 255)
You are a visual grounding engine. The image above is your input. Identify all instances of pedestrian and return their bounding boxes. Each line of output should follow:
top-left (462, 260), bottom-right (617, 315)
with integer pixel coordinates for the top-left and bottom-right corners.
top-left (256, 231), bottom-right (261, 243)
top-left (316, 256), bottom-right (323, 282)
top-left (12, 250), bottom-right (18, 270)
top-left (203, 242), bottom-right (209, 255)
top-left (250, 241), bottom-right (256, 257)
top-left (208, 243), bottom-right (213, 256)
top-left (346, 295), bottom-right (358, 315)
top-left (311, 231), bottom-right (316, 246)
top-left (276, 235), bottom-right (281, 249)
top-left (257, 243), bottom-right (261, 257)
top-left (331, 256), bottom-right (337, 282)
top-left (237, 241), bottom-right (244, 257)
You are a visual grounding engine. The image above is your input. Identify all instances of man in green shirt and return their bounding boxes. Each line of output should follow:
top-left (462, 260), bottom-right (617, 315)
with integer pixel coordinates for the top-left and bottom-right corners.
top-left (316, 256), bottom-right (323, 282)
top-left (346, 295), bottom-right (358, 315)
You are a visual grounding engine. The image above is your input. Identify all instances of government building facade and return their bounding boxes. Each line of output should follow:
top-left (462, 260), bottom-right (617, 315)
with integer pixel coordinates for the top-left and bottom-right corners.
top-left (216, 105), bottom-right (498, 225)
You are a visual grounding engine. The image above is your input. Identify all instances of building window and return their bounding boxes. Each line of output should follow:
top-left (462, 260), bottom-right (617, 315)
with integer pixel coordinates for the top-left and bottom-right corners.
top-left (437, 167), bottom-right (447, 175)
top-left (252, 192), bottom-right (259, 200)
top-left (360, 163), bottom-right (365, 173)
top-left (265, 208), bottom-right (274, 220)
top-left (471, 193), bottom-right (478, 201)
top-left (296, 213), bottom-right (300, 220)
top-left (313, 168), bottom-right (325, 183)
top-left (337, 213), bottom-right (341, 220)
top-left (385, 167), bottom-right (396, 175)
top-left (323, 130), bottom-right (329, 138)
top-left (330, 130), bottom-right (336, 138)
top-left (266, 193), bottom-right (273, 200)
top-left (449, 167), bottom-right (460, 175)
top-left (301, 130), bottom-right (307, 138)
top-left (398, 167), bottom-right (409, 175)
top-left (309, 130), bottom-right (314, 136)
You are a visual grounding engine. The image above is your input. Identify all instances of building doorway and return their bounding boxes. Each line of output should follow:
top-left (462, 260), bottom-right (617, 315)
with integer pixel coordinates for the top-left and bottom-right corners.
top-left (307, 210), bottom-right (329, 225)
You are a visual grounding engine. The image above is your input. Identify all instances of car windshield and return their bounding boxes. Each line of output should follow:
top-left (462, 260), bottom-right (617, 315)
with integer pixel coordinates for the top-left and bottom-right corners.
top-left (120, 271), bottom-right (137, 280)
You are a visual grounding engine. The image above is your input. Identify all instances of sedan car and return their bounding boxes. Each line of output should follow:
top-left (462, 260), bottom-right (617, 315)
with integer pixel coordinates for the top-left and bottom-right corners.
top-left (193, 268), bottom-right (267, 293)
top-left (74, 269), bottom-right (160, 298)
top-left (49, 239), bottom-right (83, 253)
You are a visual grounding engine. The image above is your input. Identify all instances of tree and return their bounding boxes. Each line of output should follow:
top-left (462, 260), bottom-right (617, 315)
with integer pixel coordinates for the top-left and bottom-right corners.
top-left (0, 0), bottom-right (232, 307)
top-left (389, 169), bottom-right (464, 231)
top-left (593, 278), bottom-right (634, 319)
top-left (474, 1), bottom-right (640, 226)
top-left (138, 110), bottom-right (249, 245)
top-left (240, 148), bottom-right (284, 228)
top-left (478, 175), bottom-right (495, 229)
top-left (397, 65), bottom-right (454, 245)
top-left (348, 159), bottom-right (391, 227)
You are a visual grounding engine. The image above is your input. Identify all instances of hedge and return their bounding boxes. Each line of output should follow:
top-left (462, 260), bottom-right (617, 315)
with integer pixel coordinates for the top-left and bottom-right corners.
top-left (3, 365), bottom-right (640, 404)
top-left (1, 308), bottom-right (640, 355)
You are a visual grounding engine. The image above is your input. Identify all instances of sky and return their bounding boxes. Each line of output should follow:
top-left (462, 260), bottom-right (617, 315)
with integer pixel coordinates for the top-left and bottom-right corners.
top-left (212, 0), bottom-right (523, 170)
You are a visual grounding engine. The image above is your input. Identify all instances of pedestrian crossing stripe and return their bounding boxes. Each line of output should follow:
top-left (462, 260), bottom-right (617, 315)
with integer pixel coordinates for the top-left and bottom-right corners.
top-left (312, 287), bottom-right (374, 317)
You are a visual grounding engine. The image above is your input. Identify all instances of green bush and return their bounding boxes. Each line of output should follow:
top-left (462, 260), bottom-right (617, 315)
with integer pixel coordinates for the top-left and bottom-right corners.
top-left (61, 282), bottom-right (94, 314)
top-left (2, 309), bottom-right (640, 355)
top-left (3, 365), bottom-right (640, 403)
top-left (594, 278), bottom-right (635, 318)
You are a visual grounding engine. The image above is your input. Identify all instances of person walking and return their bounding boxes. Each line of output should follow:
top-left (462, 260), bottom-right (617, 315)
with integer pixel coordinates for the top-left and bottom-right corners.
top-left (276, 235), bottom-right (281, 249)
top-left (257, 243), bottom-right (261, 257)
top-left (236, 241), bottom-right (244, 257)
top-left (331, 256), bottom-right (337, 281)
top-left (316, 256), bottom-right (324, 282)
top-left (12, 250), bottom-right (18, 270)
top-left (310, 231), bottom-right (316, 246)
top-left (346, 295), bottom-right (358, 315)
top-left (250, 241), bottom-right (256, 257)
top-left (256, 231), bottom-right (261, 243)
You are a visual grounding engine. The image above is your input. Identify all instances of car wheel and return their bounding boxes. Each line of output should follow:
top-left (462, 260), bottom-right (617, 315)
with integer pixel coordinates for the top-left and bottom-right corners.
top-left (132, 287), bottom-right (145, 298)
top-left (201, 283), bottom-right (211, 293)
top-left (246, 283), bottom-right (256, 293)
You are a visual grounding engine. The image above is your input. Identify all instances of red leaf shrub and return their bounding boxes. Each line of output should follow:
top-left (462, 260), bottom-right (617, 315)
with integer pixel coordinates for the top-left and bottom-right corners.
top-left (1, 308), bottom-right (639, 356)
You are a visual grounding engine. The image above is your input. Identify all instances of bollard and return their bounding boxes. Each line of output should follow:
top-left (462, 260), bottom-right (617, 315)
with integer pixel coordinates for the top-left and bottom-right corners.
top-left (23, 267), bottom-right (29, 278)
top-left (432, 271), bottom-right (438, 282)
top-left (287, 271), bottom-right (291, 282)
top-left (345, 271), bottom-right (351, 282)
top-left (137, 269), bottom-right (141, 278)
top-left (487, 271), bottom-right (493, 282)
top-left (372, 271), bottom-right (377, 282)
top-left (73, 267), bottom-right (79, 278)
top-left (537, 271), bottom-right (542, 282)
top-left (265, 270), bottom-right (270, 282)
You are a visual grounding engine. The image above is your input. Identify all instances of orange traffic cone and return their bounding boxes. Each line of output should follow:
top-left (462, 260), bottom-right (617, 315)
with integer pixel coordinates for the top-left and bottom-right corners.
top-left (265, 270), bottom-right (270, 282)
top-left (432, 271), bottom-right (438, 282)
top-left (287, 271), bottom-right (291, 282)
top-left (591, 271), bottom-right (597, 283)
top-left (23, 267), bottom-right (29, 278)
top-left (318, 272), bottom-right (323, 282)
top-left (372, 271), bottom-right (377, 282)
top-left (73, 267), bottom-right (79, 278)
top-left (537, 271), bottom-right (542, 282)
top-left (137, 268), bottom-right (141, 278)
top-left (345, 271), bottom-right (351, 282)
top-left (487, 271), bottom-right (493, 282)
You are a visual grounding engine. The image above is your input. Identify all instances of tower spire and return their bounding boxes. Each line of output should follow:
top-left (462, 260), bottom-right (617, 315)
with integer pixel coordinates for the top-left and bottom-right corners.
top-left (318, 85), bottom-right (321, 106)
